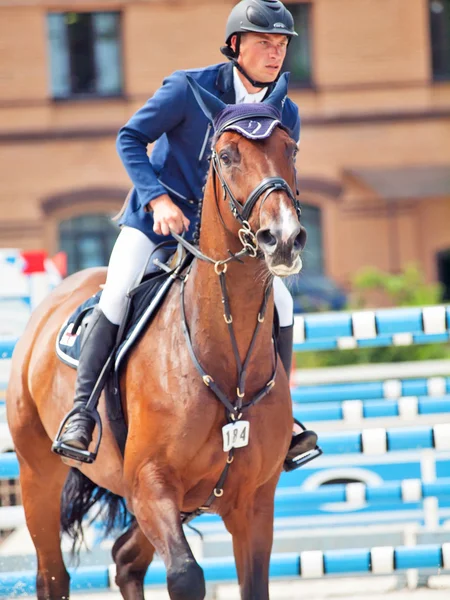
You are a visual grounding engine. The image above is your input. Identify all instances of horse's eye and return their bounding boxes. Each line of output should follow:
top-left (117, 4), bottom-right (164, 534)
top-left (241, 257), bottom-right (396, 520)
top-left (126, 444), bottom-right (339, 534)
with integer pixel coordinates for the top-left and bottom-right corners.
top-left (220, 152), bottom-right (232, 166)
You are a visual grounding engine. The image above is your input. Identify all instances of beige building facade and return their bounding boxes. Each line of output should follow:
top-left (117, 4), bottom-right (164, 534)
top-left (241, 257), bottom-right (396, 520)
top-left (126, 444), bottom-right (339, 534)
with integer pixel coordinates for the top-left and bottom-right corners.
top-left (0, 0), bottom-right (449, 297)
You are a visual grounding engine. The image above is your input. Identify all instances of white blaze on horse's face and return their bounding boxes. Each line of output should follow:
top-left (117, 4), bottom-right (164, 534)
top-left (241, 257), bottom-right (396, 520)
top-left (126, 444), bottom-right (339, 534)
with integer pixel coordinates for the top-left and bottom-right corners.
top-left (257, 193), bottom-right (305, 277)
top-left (274, 200), bottom-right (303, 274)
top-left (253, 136), bottom-right (307, 278)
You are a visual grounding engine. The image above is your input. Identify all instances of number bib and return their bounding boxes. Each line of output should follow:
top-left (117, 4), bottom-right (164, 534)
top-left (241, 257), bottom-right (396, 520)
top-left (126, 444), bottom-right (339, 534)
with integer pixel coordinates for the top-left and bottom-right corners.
top-left (222, 421), bottom-right (250, 452)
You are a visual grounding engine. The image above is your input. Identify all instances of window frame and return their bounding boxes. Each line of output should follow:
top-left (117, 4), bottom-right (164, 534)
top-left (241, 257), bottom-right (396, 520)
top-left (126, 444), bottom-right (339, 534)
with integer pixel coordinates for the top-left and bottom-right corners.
top-left (282, 2), bottom-right (314, 89)
top-left (430, 0), bottom-right (450, 81)
top-left (58, 213), bottom-right (120, 275)
top-left (47, 10), bottom-right (124, 102)
top-left (299, 202), bottom-right (324, 276)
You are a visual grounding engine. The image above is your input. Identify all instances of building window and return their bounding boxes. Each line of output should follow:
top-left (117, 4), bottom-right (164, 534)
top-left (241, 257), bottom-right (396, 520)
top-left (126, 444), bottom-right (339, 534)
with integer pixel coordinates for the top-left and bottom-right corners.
top-left (301, 204), bottom-right (323, 275)
top-left (47, 12), bottom-right (123, 99)
top-left (283, 3), bottom-right (312, 86)
top-left (59, 215), bottom-right (119, 275)
top-left (430, 0), bottom-right (450, 80)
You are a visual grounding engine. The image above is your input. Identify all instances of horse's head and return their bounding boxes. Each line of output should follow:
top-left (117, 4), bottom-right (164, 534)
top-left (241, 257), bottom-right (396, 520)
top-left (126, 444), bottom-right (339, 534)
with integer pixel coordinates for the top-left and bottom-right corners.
top-left (187, 73), bottom-right (306, 277)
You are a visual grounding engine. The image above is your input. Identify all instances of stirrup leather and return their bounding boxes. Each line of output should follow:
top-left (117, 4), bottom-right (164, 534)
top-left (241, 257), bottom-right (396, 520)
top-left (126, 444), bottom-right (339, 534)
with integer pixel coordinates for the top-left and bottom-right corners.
top-left (52, 405), bottom-right (103, 464)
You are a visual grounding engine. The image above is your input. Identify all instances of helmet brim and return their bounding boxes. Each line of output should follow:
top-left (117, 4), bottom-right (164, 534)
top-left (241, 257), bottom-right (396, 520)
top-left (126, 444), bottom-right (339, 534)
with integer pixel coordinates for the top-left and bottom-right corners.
top-left (239, 26), bottom-right (298, 36)
top-left (226, 28), bottom-right (297, 46)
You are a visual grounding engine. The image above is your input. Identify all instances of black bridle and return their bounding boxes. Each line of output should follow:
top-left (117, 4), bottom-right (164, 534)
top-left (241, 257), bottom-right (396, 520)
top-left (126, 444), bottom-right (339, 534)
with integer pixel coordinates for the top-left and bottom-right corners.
top-left (173, 123), bottom-right (302, 524)
top-left (211, 134), bottom-right (302, 226)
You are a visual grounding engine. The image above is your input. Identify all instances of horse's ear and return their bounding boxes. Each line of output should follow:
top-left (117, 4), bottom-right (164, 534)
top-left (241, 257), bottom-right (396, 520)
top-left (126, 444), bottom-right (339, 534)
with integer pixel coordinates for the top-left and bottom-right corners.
top-left (186, 74), bottom-right (226, 122)
top-left (263, 72), bottom-right (290, 113)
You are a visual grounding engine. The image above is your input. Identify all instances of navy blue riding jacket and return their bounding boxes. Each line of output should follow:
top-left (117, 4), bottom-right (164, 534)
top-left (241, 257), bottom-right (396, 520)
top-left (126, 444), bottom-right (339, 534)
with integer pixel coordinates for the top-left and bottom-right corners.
top-left (117, 61), bottom-right (301, 244)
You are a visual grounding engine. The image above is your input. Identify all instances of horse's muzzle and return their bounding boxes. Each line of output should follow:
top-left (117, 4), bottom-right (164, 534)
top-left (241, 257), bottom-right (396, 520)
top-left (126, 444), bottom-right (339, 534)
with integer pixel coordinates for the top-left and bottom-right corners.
top-left (256, 225), bottom-right (306, 277)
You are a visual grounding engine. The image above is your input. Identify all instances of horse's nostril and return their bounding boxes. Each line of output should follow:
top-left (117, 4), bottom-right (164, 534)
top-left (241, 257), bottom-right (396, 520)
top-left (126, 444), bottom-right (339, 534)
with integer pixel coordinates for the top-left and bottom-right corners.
top-left (257, 230), bottom-right (277, 247)
top-left (294, 228), bottom-right (307, 251)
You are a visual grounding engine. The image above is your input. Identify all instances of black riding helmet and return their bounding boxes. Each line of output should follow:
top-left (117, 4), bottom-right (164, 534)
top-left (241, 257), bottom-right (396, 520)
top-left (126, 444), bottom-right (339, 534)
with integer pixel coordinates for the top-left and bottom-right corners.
top-left (221, 0), bottom-right (298, 89)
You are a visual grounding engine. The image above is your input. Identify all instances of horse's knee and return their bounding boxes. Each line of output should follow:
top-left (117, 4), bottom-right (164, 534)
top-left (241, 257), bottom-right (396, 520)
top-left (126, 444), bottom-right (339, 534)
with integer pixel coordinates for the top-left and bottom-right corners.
top-left (167, 558), bottom-right (205, 600)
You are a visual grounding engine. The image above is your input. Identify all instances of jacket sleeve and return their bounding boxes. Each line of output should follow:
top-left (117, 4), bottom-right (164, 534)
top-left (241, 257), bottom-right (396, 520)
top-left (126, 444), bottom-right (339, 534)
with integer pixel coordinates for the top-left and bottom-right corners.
top-left (116, 70), bottom-right (188, 207)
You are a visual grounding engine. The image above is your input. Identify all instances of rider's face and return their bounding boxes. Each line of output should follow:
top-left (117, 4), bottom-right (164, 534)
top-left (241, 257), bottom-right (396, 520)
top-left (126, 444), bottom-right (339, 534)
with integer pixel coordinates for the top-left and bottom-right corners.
top-left (232, 33), bottom-right (289, 85)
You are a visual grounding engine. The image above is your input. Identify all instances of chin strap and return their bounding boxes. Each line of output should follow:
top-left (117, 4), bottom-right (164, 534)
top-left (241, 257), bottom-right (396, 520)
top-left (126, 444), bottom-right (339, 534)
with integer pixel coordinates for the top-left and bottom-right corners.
top-left (220, 41), bottom-right (278, 90)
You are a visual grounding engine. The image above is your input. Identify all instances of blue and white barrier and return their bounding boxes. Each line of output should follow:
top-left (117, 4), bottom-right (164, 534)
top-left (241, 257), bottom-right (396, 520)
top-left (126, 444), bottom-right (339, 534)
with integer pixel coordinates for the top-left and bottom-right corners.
top-left (320, 424), bottom-right (450, 455)
top-left (275, 477), bottom-right (450, 507)
top-left (293, 305), bottom-right (450, 351)
top-left (0, 424), bottom-right (449, 481)
top-left (0, 424), bottom-right (13, 452)
top-left (7, 393), bottom-right (450, 423)
top-left (292, 376), bottom-right (450, 403)
top-left (0, 566), bottom-right (110, 597)
top-left (5, 476), bottom-right (450, 531)
top-left (0, 340), bottom-right (16, 361)
top-left (0, 453), bottom-right (19, 479)
top-left (293, 395), bottom-right (450, 423)
top-left (1, 544), bottom-right (449, 596)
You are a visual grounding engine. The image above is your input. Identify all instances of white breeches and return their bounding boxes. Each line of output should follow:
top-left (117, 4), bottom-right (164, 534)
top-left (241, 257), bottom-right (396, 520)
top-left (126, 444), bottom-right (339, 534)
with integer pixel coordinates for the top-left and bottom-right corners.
top-left (99, 226), bottom-right (294, 327)
top-left (273, 276), bottom-right (294, 328)
top-left (99, 227), bottom-right (172, 324)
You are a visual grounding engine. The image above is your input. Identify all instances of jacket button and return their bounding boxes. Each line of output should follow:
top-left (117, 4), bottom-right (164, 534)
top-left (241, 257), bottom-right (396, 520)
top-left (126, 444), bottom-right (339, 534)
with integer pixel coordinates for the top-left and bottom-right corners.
top-left (189, 200), bottom-right (195, 204)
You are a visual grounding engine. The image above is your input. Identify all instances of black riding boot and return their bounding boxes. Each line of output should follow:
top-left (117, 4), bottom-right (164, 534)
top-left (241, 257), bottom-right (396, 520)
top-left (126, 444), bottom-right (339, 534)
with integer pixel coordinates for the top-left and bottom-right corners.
top-left (52, 306), bottom-right (118, 462)
top-left (277, 324), bottom-right (321, 471)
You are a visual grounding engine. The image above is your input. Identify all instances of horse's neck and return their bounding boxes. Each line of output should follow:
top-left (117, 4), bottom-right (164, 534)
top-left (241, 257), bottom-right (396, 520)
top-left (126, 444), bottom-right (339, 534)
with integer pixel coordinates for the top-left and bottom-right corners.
top-left (184, 184), bottom-right (275, 387)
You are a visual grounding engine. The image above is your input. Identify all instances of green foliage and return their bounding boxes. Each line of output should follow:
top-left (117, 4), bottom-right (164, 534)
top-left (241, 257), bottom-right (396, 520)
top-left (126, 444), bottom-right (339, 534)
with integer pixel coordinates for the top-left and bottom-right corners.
top-left (351, 264), bottom-right (443, 308)
top-left (295, 265), bottom-right (450, 368)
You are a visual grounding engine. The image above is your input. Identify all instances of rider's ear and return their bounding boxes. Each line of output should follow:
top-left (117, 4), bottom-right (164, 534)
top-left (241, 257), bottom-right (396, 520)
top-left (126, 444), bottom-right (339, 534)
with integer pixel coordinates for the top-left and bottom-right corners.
top-left (263, 72), bottom-right (290, 114)
top-left (186, 74), bottom-right (226, 122)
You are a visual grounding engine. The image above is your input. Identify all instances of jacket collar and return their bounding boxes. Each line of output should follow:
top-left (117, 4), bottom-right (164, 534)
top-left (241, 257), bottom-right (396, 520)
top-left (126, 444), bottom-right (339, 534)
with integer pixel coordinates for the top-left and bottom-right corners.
top-left (215, 62), bottom-right (235, 104)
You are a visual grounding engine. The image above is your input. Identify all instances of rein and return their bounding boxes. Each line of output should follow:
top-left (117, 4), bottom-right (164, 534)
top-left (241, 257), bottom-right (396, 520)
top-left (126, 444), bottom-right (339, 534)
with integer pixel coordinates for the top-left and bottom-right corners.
top-left (175, 129), bottom-right (299, 524)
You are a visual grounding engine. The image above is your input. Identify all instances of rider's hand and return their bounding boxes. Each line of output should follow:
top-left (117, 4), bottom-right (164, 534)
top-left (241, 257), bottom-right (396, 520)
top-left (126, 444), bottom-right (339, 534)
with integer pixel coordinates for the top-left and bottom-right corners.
top-left (148, 194), bottom-right (190, 236)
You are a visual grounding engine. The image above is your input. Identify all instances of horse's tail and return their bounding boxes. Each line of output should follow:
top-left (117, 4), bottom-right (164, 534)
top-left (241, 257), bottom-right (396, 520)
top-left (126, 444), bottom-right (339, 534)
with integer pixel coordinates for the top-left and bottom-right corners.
top-left (60, 468), bottom-right (132, 558)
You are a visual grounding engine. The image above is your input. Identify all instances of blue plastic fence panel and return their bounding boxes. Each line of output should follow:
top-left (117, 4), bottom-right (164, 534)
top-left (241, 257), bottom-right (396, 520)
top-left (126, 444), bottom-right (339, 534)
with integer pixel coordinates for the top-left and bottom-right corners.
top-left (303, 314), bottom-right (352, 340)
top-left (0, 453), bottom-right (20, 479)
top-left (395, 545), bottom-right (443, 569)
top-left (387, 427), bottom-right (433, 452)
top-left (324, 548), bottom-right (371, 574)
top-left (0, 340), bottom-right (16, 359)
top-left (375, 308), bottom-right (422, 335)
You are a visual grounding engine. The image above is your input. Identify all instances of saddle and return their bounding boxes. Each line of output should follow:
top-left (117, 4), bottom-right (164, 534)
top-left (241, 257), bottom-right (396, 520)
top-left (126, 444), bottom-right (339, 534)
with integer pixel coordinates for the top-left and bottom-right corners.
top-left (56, 247), bottom-right (194, 455)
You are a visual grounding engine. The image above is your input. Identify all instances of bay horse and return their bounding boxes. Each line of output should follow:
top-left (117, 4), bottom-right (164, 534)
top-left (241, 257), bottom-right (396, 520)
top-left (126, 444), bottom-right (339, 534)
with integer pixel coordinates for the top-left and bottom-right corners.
top-left (6, 74), bottom-right (307, 600)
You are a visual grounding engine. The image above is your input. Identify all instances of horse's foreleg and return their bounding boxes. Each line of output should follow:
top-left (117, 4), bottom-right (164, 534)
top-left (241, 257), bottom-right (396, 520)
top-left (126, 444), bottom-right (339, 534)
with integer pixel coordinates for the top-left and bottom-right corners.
top-left (112, 519), bottom-right (155, 600)
top-left (15, 430), bottom-right (70, 599)
top-left (130, 465), bottom-right (205, 600)
top-left (222, 477), bottom-right (278, 600)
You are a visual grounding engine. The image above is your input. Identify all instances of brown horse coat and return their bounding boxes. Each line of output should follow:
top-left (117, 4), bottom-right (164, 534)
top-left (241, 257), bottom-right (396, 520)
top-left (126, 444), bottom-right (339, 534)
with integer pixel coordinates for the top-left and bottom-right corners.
top-left (7, 123), bottom-right (305, 600)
